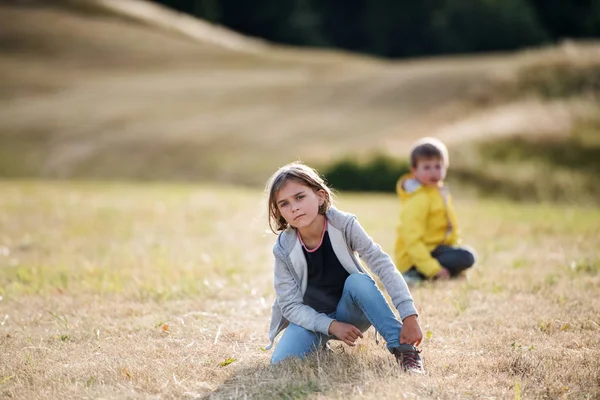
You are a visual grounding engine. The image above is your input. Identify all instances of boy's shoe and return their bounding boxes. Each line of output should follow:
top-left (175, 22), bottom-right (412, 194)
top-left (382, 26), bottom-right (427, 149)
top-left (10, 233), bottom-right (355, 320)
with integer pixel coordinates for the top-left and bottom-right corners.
top-left (402, 269), bottom-right (424, 287)
top-left (391, 344), bottom-right (424, 373)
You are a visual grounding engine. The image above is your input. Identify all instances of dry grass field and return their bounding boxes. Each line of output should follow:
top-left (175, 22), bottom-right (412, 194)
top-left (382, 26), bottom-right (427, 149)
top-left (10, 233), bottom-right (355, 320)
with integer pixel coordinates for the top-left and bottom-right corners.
top-left (1, 1), bottom-right (599, 398)
top-left (0, 181), bottom-right (598, 399)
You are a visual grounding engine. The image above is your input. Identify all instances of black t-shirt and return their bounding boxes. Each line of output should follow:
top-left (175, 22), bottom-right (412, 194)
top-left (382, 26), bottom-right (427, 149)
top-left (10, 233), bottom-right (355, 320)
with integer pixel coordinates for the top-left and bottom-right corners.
top-left (302, 231), bottom-right (350, 314)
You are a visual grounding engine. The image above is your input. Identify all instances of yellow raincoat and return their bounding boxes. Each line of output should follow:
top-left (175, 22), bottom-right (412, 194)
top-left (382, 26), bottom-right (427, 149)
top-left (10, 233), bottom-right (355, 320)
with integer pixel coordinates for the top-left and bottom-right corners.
top-left (394, 174), bottom-right (461, 278)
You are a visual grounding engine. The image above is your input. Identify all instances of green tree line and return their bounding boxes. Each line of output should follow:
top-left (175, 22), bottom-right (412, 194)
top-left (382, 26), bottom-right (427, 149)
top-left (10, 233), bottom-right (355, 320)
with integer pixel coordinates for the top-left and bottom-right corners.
top-left (150, 0), bottom-right (600, 58)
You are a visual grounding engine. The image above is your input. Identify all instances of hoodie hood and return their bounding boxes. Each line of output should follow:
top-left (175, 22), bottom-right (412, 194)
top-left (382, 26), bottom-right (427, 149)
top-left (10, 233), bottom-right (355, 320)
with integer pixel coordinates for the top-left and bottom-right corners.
top-left (397, 173), bottom-right (424, 201)
top-left (396, 173), bottom-right (446, 201)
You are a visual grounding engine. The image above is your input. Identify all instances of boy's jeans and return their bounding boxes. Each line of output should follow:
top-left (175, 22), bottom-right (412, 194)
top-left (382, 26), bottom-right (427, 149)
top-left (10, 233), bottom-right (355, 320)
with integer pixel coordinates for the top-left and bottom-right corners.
top-left (271, 273), bottom-right (403, 364)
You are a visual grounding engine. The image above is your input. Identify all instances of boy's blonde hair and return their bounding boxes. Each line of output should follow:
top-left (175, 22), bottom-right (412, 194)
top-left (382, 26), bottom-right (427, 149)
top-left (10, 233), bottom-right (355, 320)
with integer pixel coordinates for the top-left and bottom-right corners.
top-left (410, 137), bottom-right (449, 168)
top-left (266, 162), bottom-right (333, 233)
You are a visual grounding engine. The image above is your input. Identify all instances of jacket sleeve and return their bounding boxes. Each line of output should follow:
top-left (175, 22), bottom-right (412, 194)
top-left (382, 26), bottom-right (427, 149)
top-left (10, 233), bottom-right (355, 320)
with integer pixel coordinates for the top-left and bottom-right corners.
top-left (400, 192), bottom-right (443, 278)
top-left (348, 218), bottom-right (418, 321)
top-left (273, 251), bottom-right (334, 335)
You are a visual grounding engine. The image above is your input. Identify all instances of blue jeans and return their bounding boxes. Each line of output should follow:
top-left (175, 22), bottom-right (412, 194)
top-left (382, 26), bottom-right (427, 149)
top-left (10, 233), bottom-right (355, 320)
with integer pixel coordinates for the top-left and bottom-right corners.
top-left (271, 273), bottom-right (403, 364)
top-left (407, 245), bottom-right (476, 280)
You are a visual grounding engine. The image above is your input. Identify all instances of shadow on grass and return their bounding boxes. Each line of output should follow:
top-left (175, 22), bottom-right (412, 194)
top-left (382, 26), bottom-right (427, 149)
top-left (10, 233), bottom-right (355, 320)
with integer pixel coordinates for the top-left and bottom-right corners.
top-left (206, 344), bottom-right (398, 399)
top-left (206, 363), bottom-right (324, 400)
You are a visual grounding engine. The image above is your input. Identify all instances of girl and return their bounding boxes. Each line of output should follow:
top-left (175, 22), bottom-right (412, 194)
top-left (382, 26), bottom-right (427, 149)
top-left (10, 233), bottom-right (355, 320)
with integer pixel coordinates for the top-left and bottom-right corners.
top-left (265, 162), bottom-right (424, 372)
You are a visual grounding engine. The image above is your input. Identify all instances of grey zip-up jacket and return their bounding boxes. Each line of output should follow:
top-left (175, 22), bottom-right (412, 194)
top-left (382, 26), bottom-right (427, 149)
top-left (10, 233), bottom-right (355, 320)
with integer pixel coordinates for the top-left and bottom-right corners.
top-left (266, 206), bottom-right (418, 350)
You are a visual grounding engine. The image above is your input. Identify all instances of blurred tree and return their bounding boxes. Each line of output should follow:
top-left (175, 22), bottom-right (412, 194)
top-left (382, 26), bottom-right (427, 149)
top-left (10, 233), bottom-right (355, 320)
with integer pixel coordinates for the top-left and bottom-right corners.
top-left (432, 0), bottom-right (549, 54)
top-left (216, 0), bottom-right (325, 45)
top-left (148, 0), bottom-right (597, 58)
top-left (314, 0), bottom-right (370, 53)
top-left (193, 0), bottom-right (221, 22)
top-left (527, 0), bottom-right (600, 39)
top-left (362, 1), bottom-right (443, 57)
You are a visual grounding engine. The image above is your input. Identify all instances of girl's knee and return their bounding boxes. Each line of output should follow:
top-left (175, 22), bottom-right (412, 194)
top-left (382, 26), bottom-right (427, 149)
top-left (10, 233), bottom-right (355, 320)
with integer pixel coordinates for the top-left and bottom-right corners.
top-left (270, 346), bottom-right (299, 365)
top-left (270, 324), bottom-right (323, 364)
top-left (344, 273), bottom-right (374, 292)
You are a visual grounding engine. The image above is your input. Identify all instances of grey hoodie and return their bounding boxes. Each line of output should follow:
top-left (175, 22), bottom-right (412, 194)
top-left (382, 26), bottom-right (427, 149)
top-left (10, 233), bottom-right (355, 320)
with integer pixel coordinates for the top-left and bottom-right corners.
top-left (266, 206), bottom-right (418, 349)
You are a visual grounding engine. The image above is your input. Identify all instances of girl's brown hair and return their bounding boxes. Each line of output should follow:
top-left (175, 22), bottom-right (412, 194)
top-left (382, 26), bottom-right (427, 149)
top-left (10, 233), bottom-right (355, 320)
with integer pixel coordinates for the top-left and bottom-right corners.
top-left (266, 162), bottom-right (333, 233)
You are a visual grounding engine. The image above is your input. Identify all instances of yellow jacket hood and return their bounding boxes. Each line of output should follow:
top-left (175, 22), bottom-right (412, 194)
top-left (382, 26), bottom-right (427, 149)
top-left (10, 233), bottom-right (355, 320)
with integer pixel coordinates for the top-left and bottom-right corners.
top-left (397, 173), bottom-right (427, 201)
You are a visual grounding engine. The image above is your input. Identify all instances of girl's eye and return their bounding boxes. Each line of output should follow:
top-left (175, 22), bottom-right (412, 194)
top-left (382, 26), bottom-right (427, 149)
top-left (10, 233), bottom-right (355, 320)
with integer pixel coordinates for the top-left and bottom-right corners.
top-left (296, 195), bottom-right (305, 200)
top-left (279, 202), bottom-right (288, 208)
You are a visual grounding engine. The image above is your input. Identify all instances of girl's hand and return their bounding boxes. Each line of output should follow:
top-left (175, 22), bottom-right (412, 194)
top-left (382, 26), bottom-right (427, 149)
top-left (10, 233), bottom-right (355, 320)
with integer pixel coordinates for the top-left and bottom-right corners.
top-left (329, 321), bottom-right (363, 346)
top-left (400, 315), bottom-right (422, 346)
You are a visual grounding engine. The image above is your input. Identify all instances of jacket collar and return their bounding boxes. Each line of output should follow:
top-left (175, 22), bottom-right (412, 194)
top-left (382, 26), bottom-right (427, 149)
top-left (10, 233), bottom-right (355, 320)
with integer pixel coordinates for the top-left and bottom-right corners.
top-left (286, 211), bottom-right (361, 293)
top-left (274, 206), bottom-right (354, 258)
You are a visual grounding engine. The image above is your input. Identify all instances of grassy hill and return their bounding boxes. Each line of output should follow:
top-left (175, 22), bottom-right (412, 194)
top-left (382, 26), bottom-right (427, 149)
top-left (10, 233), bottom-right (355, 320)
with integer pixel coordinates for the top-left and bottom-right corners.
top-left (0, 1), bottom-right (537, 181)
top-left (0, 1), bottom-right (599, 200)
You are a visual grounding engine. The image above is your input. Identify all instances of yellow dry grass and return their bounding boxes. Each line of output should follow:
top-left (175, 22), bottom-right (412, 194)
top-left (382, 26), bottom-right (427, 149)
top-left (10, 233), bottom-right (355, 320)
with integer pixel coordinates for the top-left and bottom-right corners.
top-left (0, 181), bottom-right (598, 399)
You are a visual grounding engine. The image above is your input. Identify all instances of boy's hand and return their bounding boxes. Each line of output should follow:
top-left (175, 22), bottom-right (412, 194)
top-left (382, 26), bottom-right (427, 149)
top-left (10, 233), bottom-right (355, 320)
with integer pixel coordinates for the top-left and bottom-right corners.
top-left (400, 315), bottom-right (422, 346)
top-left (329, 321), bottom-right (363, 346)
top-left (434, 267), bottom-right (451, 280)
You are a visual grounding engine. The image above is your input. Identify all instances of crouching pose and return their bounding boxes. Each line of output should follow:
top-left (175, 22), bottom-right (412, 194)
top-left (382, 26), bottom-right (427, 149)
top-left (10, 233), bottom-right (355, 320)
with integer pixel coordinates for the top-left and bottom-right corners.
top-left (265, 162), bottom-right (424, 373)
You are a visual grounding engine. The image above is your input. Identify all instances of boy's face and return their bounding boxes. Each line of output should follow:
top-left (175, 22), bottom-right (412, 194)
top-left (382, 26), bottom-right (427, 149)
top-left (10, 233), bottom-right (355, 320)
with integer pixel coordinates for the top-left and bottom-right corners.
top-left (412, 157), bottom-right (445, 186)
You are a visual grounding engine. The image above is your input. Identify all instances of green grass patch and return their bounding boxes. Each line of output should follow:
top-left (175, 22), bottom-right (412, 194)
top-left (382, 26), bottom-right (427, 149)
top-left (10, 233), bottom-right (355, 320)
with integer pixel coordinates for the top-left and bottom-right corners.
top-left (569, 259), bottom-right (600, 275)
top-left (451, 115), bottom-right (600, 203)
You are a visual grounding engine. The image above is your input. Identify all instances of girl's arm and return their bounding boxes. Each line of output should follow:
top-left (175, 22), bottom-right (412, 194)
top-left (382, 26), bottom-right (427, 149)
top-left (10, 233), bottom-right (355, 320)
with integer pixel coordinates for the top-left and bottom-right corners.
top-left (348, 218), bottom-right (418, 321)
top-left (273, 251), bottom-right (334, 335)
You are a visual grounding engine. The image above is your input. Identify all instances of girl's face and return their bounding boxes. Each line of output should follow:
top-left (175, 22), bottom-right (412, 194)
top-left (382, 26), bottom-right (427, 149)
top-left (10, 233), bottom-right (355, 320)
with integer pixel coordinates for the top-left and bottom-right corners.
top-left (275, 180), bottom-right (325, 230)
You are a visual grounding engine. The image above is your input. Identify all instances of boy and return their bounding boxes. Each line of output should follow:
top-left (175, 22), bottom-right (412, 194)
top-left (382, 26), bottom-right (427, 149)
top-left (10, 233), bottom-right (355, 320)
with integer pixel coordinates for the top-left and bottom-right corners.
top-left (395, 137), bottom-right (475, 284)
